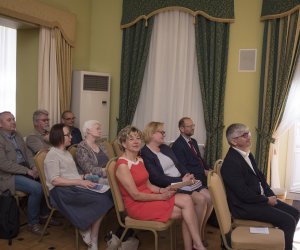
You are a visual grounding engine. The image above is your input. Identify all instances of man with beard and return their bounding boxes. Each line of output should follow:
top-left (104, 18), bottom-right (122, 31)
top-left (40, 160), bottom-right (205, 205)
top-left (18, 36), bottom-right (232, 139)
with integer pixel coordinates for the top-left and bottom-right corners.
top-left (27, 109), bottom-right (51, 154)
top-left (172, 117), bottom-right (211, 186)
top-left (221, 123), bottom-right (299, 250)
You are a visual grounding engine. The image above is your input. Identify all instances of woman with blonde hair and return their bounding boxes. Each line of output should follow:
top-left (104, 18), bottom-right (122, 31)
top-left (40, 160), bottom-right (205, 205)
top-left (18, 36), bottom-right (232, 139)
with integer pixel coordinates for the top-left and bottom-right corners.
top-left (141, 121), bottom-right (213, 245)
top-left (115, 125), bottom-right (206, 250)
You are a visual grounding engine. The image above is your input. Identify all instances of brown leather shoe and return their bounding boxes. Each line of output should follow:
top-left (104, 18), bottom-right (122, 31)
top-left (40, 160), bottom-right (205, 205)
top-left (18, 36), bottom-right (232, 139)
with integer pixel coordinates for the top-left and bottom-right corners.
top-left (27, 224), bottom-right (49, 236)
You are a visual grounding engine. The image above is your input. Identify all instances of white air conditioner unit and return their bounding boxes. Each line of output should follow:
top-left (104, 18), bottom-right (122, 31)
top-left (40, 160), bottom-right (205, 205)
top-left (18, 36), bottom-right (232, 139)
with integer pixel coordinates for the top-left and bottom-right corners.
top-left (71, 70), bottom-right (110, 139)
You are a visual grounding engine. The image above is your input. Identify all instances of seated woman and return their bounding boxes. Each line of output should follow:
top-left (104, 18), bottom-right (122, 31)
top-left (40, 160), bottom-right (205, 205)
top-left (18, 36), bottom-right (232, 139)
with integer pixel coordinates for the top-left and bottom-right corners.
top-left (44, 123), bottom-right (113, 250)
top-left (115, 125), bottom-right (207, 250)
top-left (141, 122), bottom-right (213, 245)
top-left (76, 120), bottom-right (109, 183)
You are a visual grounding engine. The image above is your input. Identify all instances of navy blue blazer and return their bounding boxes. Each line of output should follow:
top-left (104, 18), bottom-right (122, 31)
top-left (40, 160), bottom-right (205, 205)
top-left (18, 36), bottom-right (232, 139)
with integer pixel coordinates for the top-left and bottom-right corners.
top-left (172, 135), bottom-right (209, 186)
top-left (71, 127), bottom-right (82, 145)
top-left (221, 147), bottom-right (275, 218)
top-left (140, 144), bottom-right (188, 187)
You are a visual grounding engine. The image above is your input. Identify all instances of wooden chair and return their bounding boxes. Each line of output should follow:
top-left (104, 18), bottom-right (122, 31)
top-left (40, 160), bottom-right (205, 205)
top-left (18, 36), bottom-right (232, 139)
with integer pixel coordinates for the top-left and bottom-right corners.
top-left (213, 159), bottom-right (274, 228)
top-left (102, 140), bottom-right (115, 159)
top-left (106, 158), bottom-right (176, 250)
top-left (68, 144), bottom-right (78, 159)
top-left (208, 170), bottom-right (284, 249)
top-left (34, 149), bottom-right (79, 249)
top-left (14, 190), bottom-right (28, 226)
top-left (111, 139), bottom-right (123, 157)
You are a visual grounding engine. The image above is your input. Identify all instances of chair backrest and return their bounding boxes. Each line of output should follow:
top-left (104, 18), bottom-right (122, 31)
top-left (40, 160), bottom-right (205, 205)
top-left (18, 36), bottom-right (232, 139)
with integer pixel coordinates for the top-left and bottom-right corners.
top-left (106, 157), bottom-right (126, 227)
top-left (111, 139), bottom-right (123, 157)
top-left (34, 149), bottom-right (51, 209)
top-left (213, 159), bottom-right (223, 176)
top-left (102, 140), bottom-right (115, 159)
top-left (207, 170), bottom-right (232, 242)
top-left (213, 159), bottom-right (224, 186)
top-left (68, 144), bottom-right (78, 159)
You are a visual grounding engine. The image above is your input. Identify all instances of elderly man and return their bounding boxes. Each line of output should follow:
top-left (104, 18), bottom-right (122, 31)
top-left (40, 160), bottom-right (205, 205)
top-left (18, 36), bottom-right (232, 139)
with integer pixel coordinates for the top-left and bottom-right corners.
top-left (61, 110), bottom-right (82, 145)
top-left (26, 109), bottom-right (51, 154)
top-left (0, 111), bottom-right (48, 235)
top-left (221, 123), bottom-right (299, 250)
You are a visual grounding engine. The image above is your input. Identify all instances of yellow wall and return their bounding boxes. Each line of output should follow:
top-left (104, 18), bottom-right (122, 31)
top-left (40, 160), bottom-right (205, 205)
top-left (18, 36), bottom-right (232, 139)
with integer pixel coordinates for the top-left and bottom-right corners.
top-left (224, 0), bottom-right (263, 156)
top-left (16, 0), bottom-right (264, 154)
top-left (16, 29), bottom-right (39, 136)
top-left (89, 0), bottom-right (122, 141)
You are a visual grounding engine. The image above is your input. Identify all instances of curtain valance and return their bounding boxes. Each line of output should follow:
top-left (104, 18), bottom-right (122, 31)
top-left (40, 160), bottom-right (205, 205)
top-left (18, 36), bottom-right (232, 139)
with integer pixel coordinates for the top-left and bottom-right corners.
top-left (121, 0), bottom-right (234, 28)
top-left (261, 0), bottom-right (300, 20)
top-left (0, 0), bottom-right (76, 46)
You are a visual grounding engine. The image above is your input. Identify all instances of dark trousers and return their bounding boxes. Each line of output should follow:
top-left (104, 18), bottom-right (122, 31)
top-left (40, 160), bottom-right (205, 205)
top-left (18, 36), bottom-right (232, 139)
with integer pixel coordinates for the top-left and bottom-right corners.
top-left (240, 200), bottom-right (299, 250)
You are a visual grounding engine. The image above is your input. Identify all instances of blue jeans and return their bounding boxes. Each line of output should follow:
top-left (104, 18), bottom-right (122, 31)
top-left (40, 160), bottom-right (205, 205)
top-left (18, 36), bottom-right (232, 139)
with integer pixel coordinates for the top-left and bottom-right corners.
top-left (15, 175), bottom-right (47, 225)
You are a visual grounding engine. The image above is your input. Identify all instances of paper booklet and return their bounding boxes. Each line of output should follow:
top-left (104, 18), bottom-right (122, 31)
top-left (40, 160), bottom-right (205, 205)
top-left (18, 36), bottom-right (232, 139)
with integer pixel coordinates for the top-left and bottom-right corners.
top-left (170, 179), bottom-right (202, 192)
top-left (249, 227), bottom-right (269, 234)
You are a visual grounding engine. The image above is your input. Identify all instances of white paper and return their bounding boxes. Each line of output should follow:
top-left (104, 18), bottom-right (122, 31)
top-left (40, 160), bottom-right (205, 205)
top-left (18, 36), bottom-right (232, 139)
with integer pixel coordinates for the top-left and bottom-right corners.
top-left (249, 227), bottom-right (269, 234)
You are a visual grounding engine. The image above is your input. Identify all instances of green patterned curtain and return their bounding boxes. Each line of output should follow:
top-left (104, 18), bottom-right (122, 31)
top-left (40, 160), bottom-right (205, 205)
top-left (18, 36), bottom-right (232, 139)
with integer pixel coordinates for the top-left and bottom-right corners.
top-left (195, 16), bottom-right (230, 166)
top-left (118, 0), bottom-right (234, 135)
top-left (256, 7), bottom-right (300, 176)
top-left (117, 19), bottom-right (154, 132)
top-left (121, 0), bottom-right (234, 27)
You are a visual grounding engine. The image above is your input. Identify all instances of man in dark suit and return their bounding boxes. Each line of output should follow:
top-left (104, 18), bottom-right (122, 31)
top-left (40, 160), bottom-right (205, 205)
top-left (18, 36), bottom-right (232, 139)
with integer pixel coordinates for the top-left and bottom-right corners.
top-left (221, 123), bottom-right (299, 250)
top-left (172, 117), bottom-right (214, 232)
top-left (172, 117), bottom-right (210, 186)
top-left (61, 110), bottom-right (82, 145)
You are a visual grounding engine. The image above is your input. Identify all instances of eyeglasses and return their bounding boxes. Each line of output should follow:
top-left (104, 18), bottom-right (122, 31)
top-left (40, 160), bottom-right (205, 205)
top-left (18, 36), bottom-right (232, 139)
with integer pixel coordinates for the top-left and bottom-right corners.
top-left (184, 124), bottom-right (195, 128)
top-left (157, 130), bottom-right (166, 136)
top-left (64, 117), bottom-right (75, 121)
top-left (64, 133), bottom-right (71, 137)
top-left (39, 119), bottom-right (49, 122)
top-left (234, 131), bottom-right (251, 139)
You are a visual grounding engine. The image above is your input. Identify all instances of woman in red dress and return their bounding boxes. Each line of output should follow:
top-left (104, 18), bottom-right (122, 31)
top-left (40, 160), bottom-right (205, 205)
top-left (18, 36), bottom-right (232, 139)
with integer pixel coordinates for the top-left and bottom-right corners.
top-left (115, 126), bottom-right (207, 250)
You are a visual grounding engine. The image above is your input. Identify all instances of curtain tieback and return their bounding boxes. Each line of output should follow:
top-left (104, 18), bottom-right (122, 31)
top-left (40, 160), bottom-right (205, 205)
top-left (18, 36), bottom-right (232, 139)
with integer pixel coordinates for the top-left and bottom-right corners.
top-left (256, 128), bottom-right (275, 144)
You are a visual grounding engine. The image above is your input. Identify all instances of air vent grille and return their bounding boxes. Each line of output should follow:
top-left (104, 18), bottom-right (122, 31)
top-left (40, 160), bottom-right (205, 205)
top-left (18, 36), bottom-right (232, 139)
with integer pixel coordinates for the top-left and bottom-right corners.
top-left (83, 75), bottom-right (109, 91)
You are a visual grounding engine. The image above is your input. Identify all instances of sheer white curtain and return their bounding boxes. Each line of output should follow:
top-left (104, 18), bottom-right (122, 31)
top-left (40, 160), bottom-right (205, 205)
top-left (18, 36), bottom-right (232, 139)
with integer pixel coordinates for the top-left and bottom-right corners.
top-left (271, 58), bottom-right (300, 194)
top-left (0, 26), bottom-right (16, 115)
top-left (132, 11), bottom-right (206, 144)
top-left (38, 27), bottom-right (60, 125)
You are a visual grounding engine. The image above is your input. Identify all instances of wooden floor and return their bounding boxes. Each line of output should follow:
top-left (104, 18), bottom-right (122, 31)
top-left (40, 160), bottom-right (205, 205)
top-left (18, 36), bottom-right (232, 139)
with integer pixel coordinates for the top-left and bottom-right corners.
top-left (0, 209), bottom-right (221, 250)
top-left (1, 200), bottom-right (300, 250)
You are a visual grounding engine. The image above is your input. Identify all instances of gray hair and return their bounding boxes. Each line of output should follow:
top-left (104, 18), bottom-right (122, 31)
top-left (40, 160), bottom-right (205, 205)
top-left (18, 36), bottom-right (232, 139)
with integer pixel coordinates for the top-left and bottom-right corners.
top-left (226, 123), bottom-right (249, 145)
top-left (82, 120), bottom-right (101, 138)
top-left (33, 109), bottom-right (49, 125)
top-left (0, 111), bottom-right (12, 122)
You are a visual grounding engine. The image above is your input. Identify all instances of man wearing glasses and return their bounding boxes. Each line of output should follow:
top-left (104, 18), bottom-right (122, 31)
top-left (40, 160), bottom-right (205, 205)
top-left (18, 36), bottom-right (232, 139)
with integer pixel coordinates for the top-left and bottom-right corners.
top-left (172, 117), bottom-right (211, 186)
top-left (27, 109), bottom-right (51, 154)
top-left (61, 110), bottom-right (82, 145)
top-left (221, 123), bottom-right (299, 250)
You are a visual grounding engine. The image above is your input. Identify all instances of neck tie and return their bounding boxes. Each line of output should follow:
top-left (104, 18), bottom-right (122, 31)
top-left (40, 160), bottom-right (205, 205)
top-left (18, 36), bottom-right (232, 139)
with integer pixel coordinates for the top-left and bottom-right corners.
top-left (188, 140), bottom-right (198, 156)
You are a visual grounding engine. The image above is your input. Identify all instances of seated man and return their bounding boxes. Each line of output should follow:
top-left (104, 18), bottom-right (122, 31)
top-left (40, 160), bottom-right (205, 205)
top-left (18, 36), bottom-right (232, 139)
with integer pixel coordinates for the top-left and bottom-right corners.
top-left (172, 117), bottom-right (210, 187)
top-left (61, 110), bottom-right (82, 145)
top-left (221, 123), bottom-right (300, 250)
top-left (26, 109), bottom-right (51, 154)
top-left (0, 111), bottom-right (55, 235)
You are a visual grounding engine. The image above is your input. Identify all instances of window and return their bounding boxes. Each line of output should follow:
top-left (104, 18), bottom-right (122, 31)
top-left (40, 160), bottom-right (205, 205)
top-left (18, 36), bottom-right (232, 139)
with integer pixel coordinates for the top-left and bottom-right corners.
top-left (132, 11), bottom-right (206, 143)
top-left (0, 25), bottom-right (16, 115)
